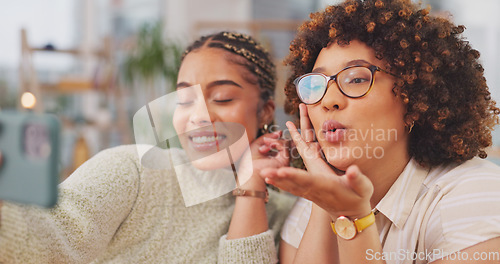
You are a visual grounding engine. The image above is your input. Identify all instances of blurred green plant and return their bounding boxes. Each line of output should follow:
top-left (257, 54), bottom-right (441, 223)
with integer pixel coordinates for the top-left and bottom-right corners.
top-left (122, 21), bottom-right (183, 96)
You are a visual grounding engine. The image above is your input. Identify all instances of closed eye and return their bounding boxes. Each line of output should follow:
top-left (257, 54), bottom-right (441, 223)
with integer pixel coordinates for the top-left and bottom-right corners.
top-left (213, 99), bottom-right (233, 103)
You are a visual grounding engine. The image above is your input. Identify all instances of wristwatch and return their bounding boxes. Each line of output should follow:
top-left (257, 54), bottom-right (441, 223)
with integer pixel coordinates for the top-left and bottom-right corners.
top-left (331, 211), bottom-right (375, 240)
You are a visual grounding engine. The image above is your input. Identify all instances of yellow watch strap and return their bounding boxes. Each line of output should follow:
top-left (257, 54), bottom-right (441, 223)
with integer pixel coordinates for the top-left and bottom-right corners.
top-left (330, 211), bottom-right (375, 235)
top-left (354, 211), bottom-right (375, 233)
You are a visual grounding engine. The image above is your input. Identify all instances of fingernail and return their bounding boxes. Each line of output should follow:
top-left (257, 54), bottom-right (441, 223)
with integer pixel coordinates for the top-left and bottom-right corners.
top-left (269, 132), bottom-right (280, 138)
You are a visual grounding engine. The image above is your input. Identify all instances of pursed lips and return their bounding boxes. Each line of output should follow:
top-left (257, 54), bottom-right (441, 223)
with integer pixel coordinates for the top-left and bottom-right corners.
top-left (321, 119), bottom-right (347, 143)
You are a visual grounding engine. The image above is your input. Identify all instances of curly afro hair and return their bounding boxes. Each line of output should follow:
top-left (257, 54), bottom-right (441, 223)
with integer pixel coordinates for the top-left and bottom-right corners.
top-left (284, 0), bottom-right (500, 167)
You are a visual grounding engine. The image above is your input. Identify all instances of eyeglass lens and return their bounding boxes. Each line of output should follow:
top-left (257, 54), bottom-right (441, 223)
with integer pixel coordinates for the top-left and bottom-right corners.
top-left (296, 66), bottom-right (374, 104)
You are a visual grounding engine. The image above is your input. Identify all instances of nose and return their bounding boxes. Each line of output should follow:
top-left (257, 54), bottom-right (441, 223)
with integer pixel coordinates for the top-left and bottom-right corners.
top-left (320, 81), bottom-right (347, 111)
top-left (188, 99), bottom-right (214, 126)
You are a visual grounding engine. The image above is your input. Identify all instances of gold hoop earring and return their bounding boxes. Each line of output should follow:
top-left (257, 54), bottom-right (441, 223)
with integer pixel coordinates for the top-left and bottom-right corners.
top-left (408, 122), bottom-right (415, 134)
top-left (260, 123), bottom-right (269, 135)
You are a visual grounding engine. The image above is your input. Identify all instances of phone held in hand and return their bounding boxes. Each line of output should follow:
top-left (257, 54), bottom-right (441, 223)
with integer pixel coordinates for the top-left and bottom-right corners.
top-left (0, 111), bottom-right (60, 208)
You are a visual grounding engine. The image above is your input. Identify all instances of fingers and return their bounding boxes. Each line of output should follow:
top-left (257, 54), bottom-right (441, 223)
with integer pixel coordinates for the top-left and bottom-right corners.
top-left (286, 121), bottom-right (333, 175)
top-left (261, 132), bottom-right (287, 153)
top-left (260, 167), bottom-right (278, 180)
top-left (253, 130), bottom-right (290, 167)
top-left (253, 130), bottom-right (281, 145)
top-left (258, 145), bottom-right (271, 153)
top-left (345, 165), bottom-right (374, 198)
top-left (299, 104), bottom-right (315, 143)
top-left (286, 121), bottom-right (308, 151)
top-left (266, 138), bottom-right (290, 166)
top-left (265, 130), bottom-right (282, 139)
top-left (261, 165), bottom-right (373, 219)
top-left (263, 133), bottom-right (284, 148)
top-left (261, 167), bottom-right (315, 198)
top-left (255, 130), bottom-right (282, 153)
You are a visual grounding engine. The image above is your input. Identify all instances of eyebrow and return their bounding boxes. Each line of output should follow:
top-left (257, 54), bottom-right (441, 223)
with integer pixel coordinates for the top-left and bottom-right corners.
top-left (176, 80), bottom-right (243, 89)
top-left (312, 59), bottom-right (372, 73)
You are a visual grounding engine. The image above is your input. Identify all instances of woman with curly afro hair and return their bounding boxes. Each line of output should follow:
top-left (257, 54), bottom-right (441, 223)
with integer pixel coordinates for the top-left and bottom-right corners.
top-left (260, 0), bottom-right (500, 263)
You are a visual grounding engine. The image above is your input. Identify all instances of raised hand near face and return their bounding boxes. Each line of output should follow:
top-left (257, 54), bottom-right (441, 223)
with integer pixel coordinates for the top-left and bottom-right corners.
top-left (261, 104), bottom-right (373, 219)
top-left (237, 130), bottom-right (290, 190)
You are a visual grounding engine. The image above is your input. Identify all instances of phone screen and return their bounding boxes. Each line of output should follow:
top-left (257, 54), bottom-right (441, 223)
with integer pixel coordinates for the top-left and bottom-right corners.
top-left (0, 111), bottom-right (60, 207)
top-left (24, 123), bottom-right (52, 160)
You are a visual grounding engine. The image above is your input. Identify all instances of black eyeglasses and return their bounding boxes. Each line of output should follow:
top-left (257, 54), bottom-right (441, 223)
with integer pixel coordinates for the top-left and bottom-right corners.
top-left (293, 65), bottom-right (393, 104)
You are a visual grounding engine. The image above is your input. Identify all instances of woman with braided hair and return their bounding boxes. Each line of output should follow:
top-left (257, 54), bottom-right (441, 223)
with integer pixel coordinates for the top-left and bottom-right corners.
top-left (260, 0), bottom-right (500, 263)
top-left (0, 31), bottom-right (294, 263)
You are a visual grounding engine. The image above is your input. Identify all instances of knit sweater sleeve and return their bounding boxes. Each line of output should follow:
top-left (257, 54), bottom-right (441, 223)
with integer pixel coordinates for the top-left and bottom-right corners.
top-left (218, 229), bottom-right (277, 264)
top-left (0, 145), bottom-right (141, 264)
top-left (217, 191), bottom-right (295, 264)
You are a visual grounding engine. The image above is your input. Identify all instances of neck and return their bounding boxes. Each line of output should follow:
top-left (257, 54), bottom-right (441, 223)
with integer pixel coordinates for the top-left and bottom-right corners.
top-left (359, 150), bottom-right (410, 209)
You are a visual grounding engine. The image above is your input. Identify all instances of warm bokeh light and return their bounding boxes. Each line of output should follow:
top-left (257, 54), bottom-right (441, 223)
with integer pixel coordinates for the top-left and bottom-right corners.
top-left (21, 92), bottom-right (37, 109)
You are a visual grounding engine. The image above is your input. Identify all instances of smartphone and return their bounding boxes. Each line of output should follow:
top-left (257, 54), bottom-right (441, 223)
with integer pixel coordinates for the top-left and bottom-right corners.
top-left (0, 111), bottom-right (60, 207)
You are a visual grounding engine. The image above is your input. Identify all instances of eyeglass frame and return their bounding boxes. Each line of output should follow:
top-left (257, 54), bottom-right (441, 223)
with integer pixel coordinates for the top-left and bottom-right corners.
top-left (293, 64), bottom-right (395, 104)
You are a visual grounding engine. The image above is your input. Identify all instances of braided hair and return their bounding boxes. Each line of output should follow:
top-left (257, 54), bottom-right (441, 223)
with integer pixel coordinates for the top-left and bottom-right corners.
top-left (182, 32), bottom-right (276, 102)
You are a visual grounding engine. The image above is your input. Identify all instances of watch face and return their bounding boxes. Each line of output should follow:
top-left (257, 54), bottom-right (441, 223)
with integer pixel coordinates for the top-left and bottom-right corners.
top-left (335, 216), bottom-right (357, 240)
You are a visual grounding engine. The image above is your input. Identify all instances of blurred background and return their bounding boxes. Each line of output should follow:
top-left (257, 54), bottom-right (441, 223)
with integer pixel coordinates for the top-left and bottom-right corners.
top-left (0, 0), bottom-right (499, 179)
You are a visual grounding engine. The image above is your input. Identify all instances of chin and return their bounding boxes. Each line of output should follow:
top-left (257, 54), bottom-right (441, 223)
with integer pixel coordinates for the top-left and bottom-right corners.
top-left (322, 146), bottom-right (354, 173)
top-left (190, 151), bottom-right (233, 171)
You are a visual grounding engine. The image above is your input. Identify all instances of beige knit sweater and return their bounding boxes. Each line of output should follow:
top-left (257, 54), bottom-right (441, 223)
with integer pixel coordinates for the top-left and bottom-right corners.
top-left (0, 145), bottom-right (295, 263)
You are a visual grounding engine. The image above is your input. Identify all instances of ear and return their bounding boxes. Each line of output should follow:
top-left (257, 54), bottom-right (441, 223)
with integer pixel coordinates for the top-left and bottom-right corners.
top-left (259, 99), bottom-right (275, 126)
